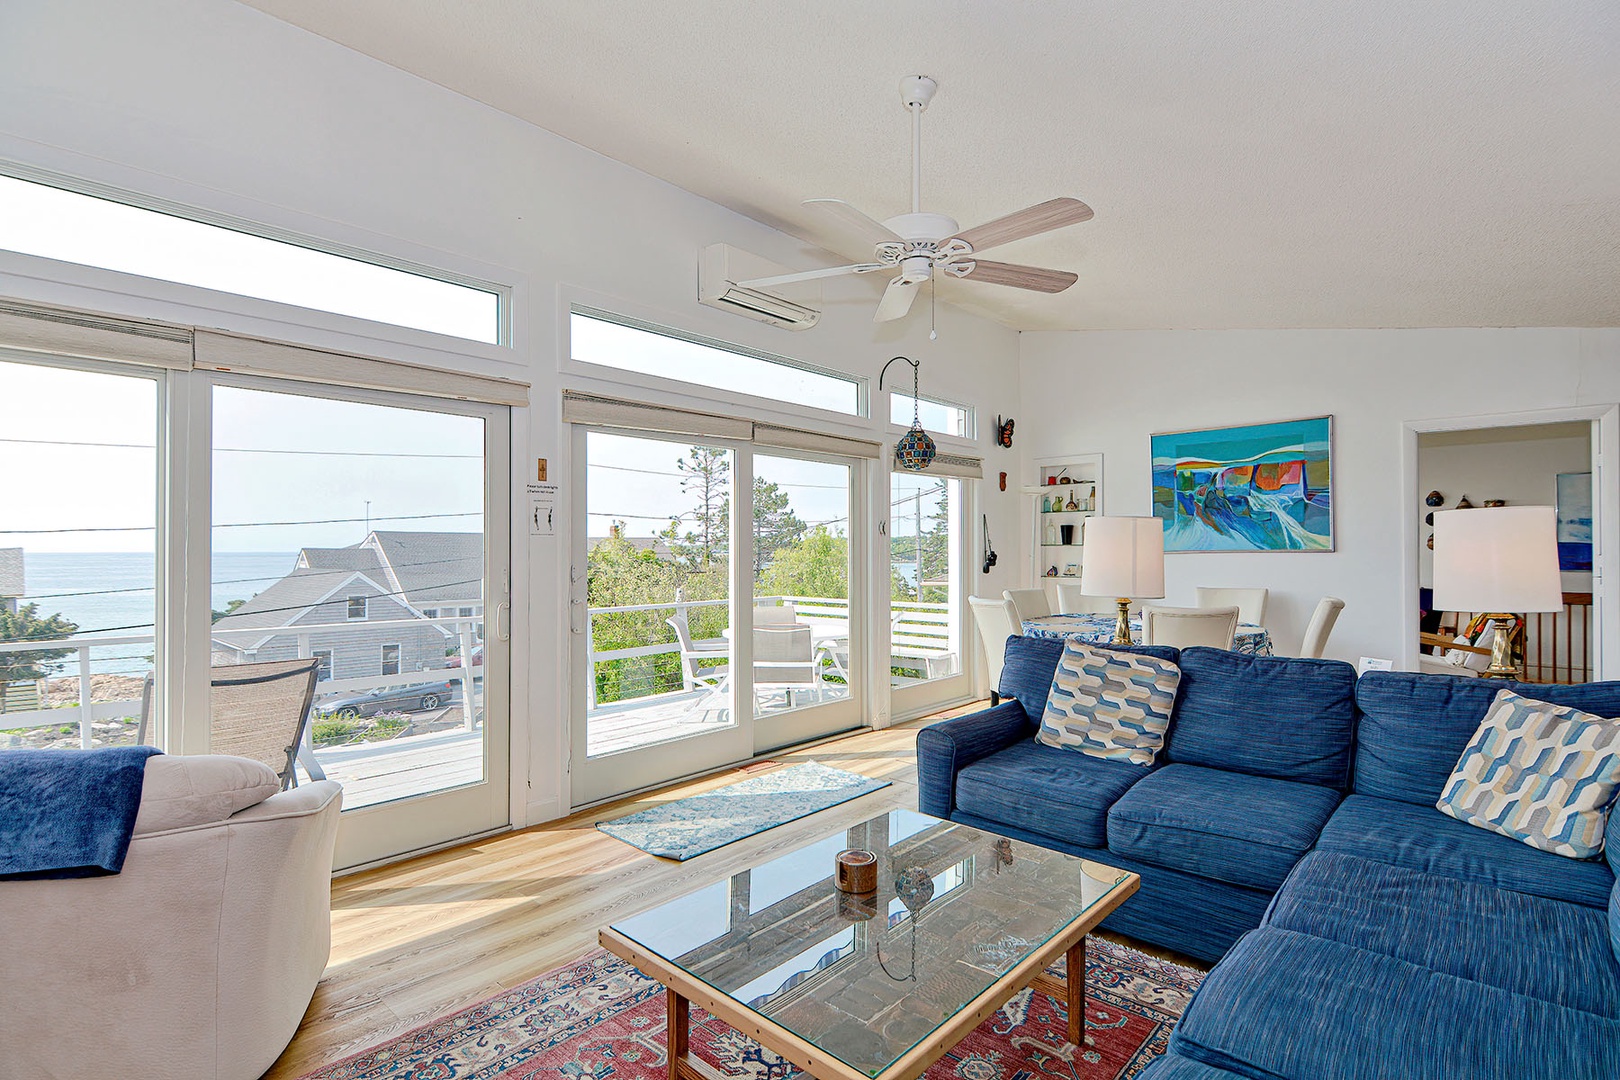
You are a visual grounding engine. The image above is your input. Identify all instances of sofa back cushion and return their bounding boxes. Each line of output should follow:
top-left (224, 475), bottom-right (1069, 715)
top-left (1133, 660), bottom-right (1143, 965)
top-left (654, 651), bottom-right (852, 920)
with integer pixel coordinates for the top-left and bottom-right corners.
top-left (1356, 672), bottom-right (1620, 806)
top-left (1165, 647), bottom-right (1358, 787)
top-left (1000, 635), bottom-right (1178, 727)
top-left (1036, 641), bottom-right (1182, 766)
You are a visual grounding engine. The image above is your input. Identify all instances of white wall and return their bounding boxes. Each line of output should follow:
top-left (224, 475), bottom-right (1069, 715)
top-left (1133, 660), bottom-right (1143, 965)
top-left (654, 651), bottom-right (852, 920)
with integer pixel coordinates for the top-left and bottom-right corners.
top-left (1416, 423), bottom-right (1593, 591)
top-left (0, 0), bottom-right (1025, 822)
top-left (1019, 328), bottom-right (1620, 667)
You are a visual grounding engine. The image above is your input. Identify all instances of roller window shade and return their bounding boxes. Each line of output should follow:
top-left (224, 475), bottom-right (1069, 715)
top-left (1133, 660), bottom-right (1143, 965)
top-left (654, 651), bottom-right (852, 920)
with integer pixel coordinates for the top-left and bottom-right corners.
top-left (193, 330), bottom-right (529, 407)
top-left (915, 452), bottom-right (983, 479)
top-left (753, 423), bottom-right (881, 459)
top-left (0, 300), bottom-right (192, 369)
top-left (561, 390), bottom-right (752, 441)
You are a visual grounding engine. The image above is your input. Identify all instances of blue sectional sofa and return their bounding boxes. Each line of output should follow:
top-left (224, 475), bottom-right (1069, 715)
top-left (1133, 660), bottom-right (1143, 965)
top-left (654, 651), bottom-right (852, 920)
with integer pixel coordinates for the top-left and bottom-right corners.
top-left (915, 636), bottom-right (1620, 1079)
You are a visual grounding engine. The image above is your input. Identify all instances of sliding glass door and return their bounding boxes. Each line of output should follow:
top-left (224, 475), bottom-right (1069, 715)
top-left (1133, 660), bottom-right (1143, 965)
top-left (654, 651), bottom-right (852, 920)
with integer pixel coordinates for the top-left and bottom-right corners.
top-left (889, 471), bottom-right (970, 718)
top-left (208, 378), bottom-right (510, 868)
top-left (568, 430), bottom-right (869, 805)
top-left (0, 354), bottom-right (162, 755)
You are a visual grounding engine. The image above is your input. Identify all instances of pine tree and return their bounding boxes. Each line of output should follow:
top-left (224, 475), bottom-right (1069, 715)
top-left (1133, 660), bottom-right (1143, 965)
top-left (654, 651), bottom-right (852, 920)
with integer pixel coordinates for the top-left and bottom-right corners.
top-left (0, 603), bottom-right (78, 684)
top-left (670, 446), bottom-right (731, 571)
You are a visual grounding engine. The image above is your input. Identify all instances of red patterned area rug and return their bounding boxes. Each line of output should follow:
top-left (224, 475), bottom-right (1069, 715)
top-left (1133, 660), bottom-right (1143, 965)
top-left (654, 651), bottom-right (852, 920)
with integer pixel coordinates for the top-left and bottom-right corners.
top-left (300, 938), bottom-right (1203, 1080)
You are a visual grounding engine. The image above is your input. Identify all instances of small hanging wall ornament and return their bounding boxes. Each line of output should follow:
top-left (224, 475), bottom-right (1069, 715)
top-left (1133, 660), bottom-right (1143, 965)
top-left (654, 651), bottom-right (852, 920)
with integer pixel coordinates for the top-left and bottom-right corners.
top-left (996, 416), bottom-right (1015, 448)
top-left (881, 355), bottom-right (936, 471)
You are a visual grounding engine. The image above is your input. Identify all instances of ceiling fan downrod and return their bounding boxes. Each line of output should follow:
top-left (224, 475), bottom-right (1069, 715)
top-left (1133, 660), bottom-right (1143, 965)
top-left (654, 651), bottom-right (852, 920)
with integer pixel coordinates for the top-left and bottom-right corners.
top-left (900, 75), bottom-right (937, 216)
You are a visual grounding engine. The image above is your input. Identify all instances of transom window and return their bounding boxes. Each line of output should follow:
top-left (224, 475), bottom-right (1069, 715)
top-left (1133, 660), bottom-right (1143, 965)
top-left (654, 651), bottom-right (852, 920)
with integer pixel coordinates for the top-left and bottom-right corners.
top-left (889, 391), bottom-right (973, 439)
top-left (570, 309), bottom-right (862, 417)
top-left (0, 172), bottom-right (502, 344)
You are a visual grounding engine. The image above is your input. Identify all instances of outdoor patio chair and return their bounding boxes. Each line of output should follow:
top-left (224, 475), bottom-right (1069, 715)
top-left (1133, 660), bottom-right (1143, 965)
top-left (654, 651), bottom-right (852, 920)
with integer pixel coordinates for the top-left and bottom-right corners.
top-left (666, 615), bottom-right (731, 721)
top-left (135, 658), bottom-right (323, 790)
top-left (753, 624), bottom-right (819, 709)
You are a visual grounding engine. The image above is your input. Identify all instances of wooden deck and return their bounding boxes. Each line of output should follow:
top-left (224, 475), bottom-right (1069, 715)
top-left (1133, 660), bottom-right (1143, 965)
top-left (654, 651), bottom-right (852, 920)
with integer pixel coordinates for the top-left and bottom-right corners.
top-left (311, 686), bottom-right (856, 808)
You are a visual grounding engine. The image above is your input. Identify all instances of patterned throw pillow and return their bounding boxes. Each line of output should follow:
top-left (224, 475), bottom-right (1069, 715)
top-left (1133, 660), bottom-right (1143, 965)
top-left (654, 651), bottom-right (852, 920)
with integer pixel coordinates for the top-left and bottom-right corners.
top-left (1036, 641), bottom-right (1181, 767)
top-left (1437, 689), bottom-right (1620, 859)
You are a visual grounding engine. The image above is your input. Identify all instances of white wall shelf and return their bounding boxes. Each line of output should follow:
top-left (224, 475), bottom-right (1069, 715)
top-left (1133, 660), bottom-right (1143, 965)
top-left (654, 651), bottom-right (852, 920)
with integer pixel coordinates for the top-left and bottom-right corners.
top-left (1030, 454), bottom-right (1103, 584)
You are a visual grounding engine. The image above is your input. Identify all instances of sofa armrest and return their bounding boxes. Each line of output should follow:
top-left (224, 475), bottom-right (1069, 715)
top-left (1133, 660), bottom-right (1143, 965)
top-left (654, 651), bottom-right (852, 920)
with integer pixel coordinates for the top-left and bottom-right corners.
top-left (916, 701), bottom-right (1033, 818)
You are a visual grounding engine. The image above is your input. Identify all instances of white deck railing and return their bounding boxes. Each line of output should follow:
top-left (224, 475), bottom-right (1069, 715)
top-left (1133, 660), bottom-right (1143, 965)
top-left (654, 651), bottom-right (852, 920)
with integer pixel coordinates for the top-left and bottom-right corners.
top-left (0, 615), bottom-right (485, 749)
top-left (585, 595), bottom-right (955, 709)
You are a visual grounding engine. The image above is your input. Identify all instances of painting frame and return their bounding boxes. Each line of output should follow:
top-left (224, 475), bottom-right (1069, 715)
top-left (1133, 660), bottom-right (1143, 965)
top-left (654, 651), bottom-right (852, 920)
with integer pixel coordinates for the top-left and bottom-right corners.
top-left (1151, 415), bottom-right (1335, 554)
top-left (1556, 471), bottom-right (1593, 573)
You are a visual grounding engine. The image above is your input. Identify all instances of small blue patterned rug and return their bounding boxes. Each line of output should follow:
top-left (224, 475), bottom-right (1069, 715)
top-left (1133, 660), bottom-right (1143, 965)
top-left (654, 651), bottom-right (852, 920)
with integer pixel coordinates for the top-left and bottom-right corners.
top-left (595, 761), bottom-right (891, 860)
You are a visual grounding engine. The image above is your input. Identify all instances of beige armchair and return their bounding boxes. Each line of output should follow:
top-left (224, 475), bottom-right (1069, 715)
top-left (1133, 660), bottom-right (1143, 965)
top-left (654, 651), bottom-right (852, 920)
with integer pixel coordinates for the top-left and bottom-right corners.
top-left (0, 754), bottom-right (342, 1080)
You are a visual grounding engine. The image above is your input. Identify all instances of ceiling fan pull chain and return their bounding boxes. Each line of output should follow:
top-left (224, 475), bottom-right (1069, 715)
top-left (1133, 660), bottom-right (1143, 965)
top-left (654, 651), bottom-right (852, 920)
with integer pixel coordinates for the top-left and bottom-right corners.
top-left (929, 279), bottom-right (937, 341)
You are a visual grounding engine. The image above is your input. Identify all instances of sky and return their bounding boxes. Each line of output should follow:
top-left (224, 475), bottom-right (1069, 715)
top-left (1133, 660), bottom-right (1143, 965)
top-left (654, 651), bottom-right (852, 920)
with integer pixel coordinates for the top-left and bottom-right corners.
top-left (0, 361), bottom-right (484, 557)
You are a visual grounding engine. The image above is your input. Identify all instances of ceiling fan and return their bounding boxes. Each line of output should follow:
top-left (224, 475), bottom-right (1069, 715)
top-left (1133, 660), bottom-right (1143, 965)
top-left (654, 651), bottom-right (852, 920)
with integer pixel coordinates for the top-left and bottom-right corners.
top-left (740, 75), bottom-right (1094, 323)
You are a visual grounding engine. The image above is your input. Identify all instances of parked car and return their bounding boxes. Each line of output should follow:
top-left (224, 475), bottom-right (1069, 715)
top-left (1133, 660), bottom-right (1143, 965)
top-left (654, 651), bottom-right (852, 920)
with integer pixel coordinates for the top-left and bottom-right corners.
top-left (315, 678), bottom-right (460, 719)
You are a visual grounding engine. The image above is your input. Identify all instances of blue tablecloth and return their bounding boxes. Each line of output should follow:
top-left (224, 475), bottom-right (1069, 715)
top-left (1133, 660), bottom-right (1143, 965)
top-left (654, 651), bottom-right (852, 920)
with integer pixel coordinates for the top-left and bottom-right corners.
top-left (1022, 613), bottom-right (1275, 656)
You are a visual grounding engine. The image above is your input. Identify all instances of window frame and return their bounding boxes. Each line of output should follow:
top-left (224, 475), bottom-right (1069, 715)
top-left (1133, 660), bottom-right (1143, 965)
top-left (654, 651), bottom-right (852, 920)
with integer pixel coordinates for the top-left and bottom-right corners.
top-left (0, 160), bottom-right (519, 364)
top-left (887, 390), bottom-right (976, 440)
top-left (565, 305), bottom-right (870, 425)
top-left (347, 596), bottom-right (368, 621)
top-left (311, 649), bottom-right (334, 682)
top-left (380, 642), bottom-right (401, 677)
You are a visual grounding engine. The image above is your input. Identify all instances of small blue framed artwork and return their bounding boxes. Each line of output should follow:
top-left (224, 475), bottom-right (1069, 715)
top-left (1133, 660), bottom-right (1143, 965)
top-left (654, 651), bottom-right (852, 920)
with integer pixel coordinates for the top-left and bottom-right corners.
top-left (1556, 471), bottom-right (1593, 572)
top-left (1151, 416), bottom-right (1334, 553)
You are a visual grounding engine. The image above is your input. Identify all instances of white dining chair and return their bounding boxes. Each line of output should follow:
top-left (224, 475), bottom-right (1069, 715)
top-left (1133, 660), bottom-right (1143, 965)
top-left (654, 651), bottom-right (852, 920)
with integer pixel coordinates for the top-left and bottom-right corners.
top-left (1142, 605), bottom-right (1240, 650)
top-left (968, 595), bottom-right (1019, 704)
top-left (1195, 587), bottom-right (1269, 626)
top-left (1055, 582), bottom-right (1117, 615)
top-left (1299, 597), bottom-right (1346, 658)
top-left (1003, 588), bottom-right (1052, 624)
top-left (754, 603), bottom-right (798, 625)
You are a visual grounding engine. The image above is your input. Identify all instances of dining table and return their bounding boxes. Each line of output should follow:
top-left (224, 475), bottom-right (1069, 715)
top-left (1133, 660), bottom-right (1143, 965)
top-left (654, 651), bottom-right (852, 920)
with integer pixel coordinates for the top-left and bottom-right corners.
top-left (1022, 613), bottom-right (1275, 656)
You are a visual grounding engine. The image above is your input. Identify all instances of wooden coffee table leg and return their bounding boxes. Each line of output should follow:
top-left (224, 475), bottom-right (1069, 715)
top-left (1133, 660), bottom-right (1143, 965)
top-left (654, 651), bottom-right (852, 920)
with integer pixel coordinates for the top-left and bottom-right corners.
top-left (1067, 938), bottom-right (1090, 1047)
top-left (668, 988), bottom-right (688, 1080)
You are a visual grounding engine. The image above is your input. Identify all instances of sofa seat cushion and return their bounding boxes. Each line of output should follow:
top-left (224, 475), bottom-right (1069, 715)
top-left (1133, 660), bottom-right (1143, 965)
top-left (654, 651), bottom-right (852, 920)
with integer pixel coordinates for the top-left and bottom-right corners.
top-left (1137, 1052), bottom-right (1253, 1080)
top-left (1166, 647), bottom-right (1357, 787)
top-left (955, 740), bottom-right (1149, 849)
top-left (1267, 851), bottom-right (1620, 1018)
top-left (132, 754), bottom-right (281, 836)
top-left (1107, 764), bottom-right (1340, 891)
top-left (1316, 795), bottom-right (1614, 909)
top-left (1172, 928), bottom-right (1620, 1080)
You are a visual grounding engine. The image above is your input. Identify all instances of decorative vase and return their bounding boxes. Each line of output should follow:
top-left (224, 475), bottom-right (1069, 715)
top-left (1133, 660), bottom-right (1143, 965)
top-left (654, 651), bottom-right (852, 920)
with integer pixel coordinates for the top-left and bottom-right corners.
top-left (835, 849), bottom-right (878, 894)
top-left (1060, 524), bottom-right (1075, 545)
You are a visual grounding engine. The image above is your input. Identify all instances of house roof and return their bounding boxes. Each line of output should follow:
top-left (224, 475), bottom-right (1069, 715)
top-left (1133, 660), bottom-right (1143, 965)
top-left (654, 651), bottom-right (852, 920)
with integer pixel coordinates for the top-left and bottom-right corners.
top-left (212, 530), bottom-right (482, 635)
top-left (366, 531), bottom-right (483, 607)
top-left (0, 548), bottom-right (21, 599)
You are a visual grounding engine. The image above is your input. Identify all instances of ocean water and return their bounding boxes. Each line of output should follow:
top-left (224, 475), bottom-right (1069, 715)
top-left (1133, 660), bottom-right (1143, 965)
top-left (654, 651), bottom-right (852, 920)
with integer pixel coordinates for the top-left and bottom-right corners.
top-left (14, 552), bottom-right (295, 677)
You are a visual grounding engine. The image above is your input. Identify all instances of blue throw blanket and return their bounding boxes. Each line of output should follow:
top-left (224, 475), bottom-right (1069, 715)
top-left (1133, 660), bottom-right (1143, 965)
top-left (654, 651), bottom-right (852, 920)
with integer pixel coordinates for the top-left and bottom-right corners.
top-left (0, 746), bottom-right (162, 879)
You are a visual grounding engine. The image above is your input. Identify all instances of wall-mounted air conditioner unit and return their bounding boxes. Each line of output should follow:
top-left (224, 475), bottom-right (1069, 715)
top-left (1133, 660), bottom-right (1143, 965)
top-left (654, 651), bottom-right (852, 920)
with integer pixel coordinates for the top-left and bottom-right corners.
top-left (699, 244), bottom-right (821, 330)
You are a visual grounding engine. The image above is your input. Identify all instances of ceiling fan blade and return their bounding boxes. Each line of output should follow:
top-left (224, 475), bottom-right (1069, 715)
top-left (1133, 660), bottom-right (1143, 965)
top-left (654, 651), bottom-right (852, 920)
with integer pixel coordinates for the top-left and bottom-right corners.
top-left (874, 276), bottom-right (921, 321)
top-left (961, 259), bottom-right (1078, 294)
top-left (737, 263), bottom-right (884, 289)
top-left (804, 198), bottom-right (904, 246)
top-left (949, 197), bottom-right (1094, 254)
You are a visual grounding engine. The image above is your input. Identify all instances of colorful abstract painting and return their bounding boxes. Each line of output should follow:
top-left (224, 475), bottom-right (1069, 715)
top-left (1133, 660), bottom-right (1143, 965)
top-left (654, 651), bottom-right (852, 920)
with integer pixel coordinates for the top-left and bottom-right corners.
top-left (1556, 471), bottom-right (1593, 572)
top-left (1151, 416), bottom-right (1333, 552)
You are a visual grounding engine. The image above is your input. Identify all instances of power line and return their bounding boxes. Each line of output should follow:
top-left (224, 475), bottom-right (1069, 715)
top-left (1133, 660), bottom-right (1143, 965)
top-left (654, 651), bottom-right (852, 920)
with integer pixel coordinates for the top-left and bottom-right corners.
top-left (19, 552), bottom-right (482, 603)
top-left (2, 510), bottom-right (481, 535)
top-left (0, 436), bottom-right (478, 459)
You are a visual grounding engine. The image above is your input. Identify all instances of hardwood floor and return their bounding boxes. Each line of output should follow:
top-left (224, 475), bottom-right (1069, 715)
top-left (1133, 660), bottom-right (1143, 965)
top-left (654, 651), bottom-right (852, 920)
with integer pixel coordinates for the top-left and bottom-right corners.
top-left (264, 701), bottom-right (1201, 1078)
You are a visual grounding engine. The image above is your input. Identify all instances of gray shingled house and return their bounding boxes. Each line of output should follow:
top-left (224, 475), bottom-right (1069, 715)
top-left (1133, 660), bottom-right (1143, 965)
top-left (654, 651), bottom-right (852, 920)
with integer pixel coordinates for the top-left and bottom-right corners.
top-left (0, 548), bottom-right (22, 615)
top-left (211, 531), bottom-right (483, 681)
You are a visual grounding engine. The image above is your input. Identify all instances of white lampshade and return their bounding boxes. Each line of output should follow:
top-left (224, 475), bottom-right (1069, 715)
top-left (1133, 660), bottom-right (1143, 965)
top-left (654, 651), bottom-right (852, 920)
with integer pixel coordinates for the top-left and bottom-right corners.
top-left (1432, 506), bottom-right (1563, 613)
top-left (1080, 516), bottom-right (1166, 599)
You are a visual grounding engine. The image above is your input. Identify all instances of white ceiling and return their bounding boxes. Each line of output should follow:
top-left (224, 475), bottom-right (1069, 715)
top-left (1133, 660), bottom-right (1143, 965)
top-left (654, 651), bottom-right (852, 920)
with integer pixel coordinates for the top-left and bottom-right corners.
top-left (243, 1), bottom-right (1620, 331)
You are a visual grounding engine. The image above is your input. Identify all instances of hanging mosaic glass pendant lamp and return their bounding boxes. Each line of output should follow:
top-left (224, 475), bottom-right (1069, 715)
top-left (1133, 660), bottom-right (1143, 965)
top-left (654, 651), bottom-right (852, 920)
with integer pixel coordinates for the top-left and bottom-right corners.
top-left (882, 355), bottom-right (936, 471)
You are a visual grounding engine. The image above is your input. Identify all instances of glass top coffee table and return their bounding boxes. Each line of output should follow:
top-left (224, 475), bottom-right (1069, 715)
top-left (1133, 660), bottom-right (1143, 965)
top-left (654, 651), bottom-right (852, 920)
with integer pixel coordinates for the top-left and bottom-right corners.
top-left (600, 809), bottom-right (1138, 1080)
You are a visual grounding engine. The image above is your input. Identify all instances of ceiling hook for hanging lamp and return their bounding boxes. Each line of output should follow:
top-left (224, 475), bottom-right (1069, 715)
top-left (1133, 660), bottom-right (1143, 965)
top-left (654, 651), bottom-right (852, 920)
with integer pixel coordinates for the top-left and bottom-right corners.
top-left (879, 355), bottom-right (937, 471)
